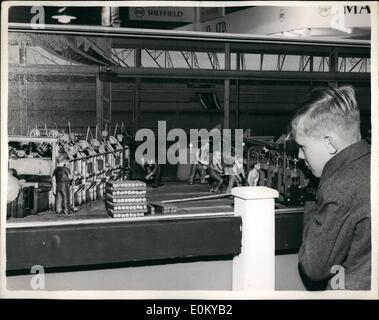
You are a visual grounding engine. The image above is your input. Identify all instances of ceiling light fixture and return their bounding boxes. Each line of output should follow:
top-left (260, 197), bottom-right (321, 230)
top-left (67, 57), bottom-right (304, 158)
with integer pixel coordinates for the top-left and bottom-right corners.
top-left (52, 14), bottom-right (77, 23)
top-left (52, 7), bottom-right (77, 24)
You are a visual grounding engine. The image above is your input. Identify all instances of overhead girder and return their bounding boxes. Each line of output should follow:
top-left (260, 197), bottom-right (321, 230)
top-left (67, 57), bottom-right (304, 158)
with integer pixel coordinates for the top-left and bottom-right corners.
top-left (8, 24), bottom-right (370, 73)
top-left (9, 64), bottom-right (370, 83)
top-left (113, 67), bottom-right (371, 82)
top-left (181, 51), bottom-right (200, 69)
top-left (108, 39), bottom-right (371, 58)
top-left (299, 56), bottom-right (311, 71)
top-left (27, 33), bottom-right (119, 66)
top-left (9, 24), bottom-right (370, 58)
top-left (207, 52), bottom-right (220, 70)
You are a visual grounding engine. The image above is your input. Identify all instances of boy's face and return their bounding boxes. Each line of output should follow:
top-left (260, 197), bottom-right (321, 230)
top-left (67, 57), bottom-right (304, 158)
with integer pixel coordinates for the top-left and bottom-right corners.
top-left (59, 160), bottom-right (68, 167)
top-left (295, 133), bottom-right (332, 178)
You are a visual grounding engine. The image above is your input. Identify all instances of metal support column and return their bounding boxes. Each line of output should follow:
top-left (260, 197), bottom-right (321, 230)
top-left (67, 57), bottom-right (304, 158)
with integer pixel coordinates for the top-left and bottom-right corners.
top-left (235, 52), bottom-right (240, 129)
top-left (224, 43), bottom-right (231, 130)
top-left (134, 48), bottom-right (142, 135)
top-left (96, 73), bottom-right (104, 131)
top-left (101, 6), bottom-right (121, 27)
top-left (131, 47), bottom-right (142, 178)
top-left (18, 40), bottom-right (28, 135)
top-left (95, 68), bottom-right (112, 131)
top-left (96, 15), bottom-right (113, 131)
top-left (329, 48), bottom-right (339, 88)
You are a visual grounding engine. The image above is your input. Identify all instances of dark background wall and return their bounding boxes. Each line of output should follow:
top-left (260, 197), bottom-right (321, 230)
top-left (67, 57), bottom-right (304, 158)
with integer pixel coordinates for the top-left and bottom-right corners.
top-left (8, 75), bottom-right (372, 140)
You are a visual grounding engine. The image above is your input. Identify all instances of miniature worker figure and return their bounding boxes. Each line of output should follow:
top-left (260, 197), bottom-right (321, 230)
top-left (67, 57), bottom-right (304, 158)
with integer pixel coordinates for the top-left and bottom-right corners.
top-left (189, 141), bottom-right (209, 184)
top-left (225, 155), bottom-right (245, 193)
top-left (209, 150), bottom-right (224, 193)
top-left (247, 162), bottom-right (261, 186)
top-left (52, 155), bottom-right (74, 215)
top-left (139, 153), bottom-right (163, 188)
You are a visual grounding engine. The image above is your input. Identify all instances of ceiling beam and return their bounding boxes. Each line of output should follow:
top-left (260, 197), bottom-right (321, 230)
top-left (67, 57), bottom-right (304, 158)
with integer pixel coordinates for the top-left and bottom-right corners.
top-left (9, 64), bottom-right (370, 83)
top-left (114, 67), bottom-right (371, 82)
top-left (9, 64), bottom-right (98, 77)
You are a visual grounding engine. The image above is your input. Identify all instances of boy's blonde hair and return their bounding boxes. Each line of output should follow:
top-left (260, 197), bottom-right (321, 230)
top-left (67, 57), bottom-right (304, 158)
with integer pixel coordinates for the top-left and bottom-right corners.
top-left (290, 86), bottom-right (361, 141)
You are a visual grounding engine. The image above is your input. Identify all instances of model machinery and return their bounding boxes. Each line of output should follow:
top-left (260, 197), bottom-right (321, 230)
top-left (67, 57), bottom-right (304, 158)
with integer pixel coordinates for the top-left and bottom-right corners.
top-left (243, 134), bottom-right (316, 206)
top-left (7, 123), bottom-right (130, 218)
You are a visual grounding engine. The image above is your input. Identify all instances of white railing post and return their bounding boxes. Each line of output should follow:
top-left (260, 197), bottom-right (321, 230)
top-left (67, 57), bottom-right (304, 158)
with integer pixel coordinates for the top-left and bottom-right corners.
top-left (232, 186), bottom-right (279, 291)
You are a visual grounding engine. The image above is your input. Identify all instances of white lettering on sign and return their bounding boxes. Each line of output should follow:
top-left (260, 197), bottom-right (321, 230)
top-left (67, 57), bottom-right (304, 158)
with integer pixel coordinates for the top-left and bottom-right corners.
top-left (129, 7), bottom-right (195, 22)
top-left (147, 9), bottom-right (183, 17)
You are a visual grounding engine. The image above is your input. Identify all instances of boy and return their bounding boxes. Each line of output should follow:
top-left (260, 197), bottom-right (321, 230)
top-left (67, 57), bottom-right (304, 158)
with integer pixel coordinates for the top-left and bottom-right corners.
top-left (225, 155), bottom-right (245, 193)
top-left (52, 155), bottom-right (74, 215)
top-left (209, 150), bottom-right (224, 193)
top-left (247, 162), bottom-right (261, 187)
top-left (290, 86), bottom-right (371, 290)
top-left (189, 141), bottom-right (209, 185)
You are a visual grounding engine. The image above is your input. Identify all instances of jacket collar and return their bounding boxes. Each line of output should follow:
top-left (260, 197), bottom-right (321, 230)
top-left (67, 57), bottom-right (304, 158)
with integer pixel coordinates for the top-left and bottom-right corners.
top-left (319, 140), bottom-right (370, 188)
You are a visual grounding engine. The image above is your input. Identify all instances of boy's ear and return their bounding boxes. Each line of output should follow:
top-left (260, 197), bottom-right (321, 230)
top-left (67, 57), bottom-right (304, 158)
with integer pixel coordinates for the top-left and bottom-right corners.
top-left (323, 136), bottom-right (338, 155)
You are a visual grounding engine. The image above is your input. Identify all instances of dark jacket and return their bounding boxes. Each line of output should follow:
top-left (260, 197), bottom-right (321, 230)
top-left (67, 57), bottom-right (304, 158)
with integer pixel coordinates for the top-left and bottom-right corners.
top-left (299, 140), bottom-right (371, 290)
top-left (53, 166), bottom-right (71, 183)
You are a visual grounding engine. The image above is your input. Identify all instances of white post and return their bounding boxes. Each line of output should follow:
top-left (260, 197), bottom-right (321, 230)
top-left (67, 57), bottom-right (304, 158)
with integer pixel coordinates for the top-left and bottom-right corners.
top-left (232, 186), bottom-right (279, 291)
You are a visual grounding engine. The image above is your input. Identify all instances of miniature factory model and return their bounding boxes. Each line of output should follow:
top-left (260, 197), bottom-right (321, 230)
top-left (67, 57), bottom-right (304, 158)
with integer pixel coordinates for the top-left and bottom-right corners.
top-left (7, 122), bottom-right (131, 218)
top-left (7, 125), bottom-right (315, 219)
top-left (158, 135), bottom-right (315, 208)
top-left (243, 135), bottom-right (314, 207)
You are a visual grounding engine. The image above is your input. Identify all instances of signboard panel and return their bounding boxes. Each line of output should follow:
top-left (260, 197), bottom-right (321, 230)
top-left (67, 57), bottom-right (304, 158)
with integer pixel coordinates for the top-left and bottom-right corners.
top-left (129, 7), bottom-right (195, 23)
top-left (200, 7), bottom-right (225, 22)
top-left (344, 5), bottom-right (371, 28)
top-left (176, 6), bottom-right (371, 34)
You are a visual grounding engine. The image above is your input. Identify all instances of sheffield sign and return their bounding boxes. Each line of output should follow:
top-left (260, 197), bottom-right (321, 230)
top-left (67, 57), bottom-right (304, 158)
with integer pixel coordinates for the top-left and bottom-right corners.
top-left (129, 7), bottom-right (195, 22)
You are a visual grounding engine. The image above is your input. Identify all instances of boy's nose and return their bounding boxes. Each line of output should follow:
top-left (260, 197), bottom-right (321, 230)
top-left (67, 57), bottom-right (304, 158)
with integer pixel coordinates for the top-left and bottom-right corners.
top-left (298, 149), bottom-right (305, 159)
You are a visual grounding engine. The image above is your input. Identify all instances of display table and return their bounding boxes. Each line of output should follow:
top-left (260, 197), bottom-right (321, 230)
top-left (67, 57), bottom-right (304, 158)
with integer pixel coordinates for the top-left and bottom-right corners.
top-left (6, 183), bottom-right (303, 274)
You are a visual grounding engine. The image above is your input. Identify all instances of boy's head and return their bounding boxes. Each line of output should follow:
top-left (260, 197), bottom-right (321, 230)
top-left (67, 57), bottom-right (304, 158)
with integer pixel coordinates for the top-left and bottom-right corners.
top-left (251, 162), bottom-right (261, 170)
top-left (290, 86), bottom-right (361, 177)
top-left (56, 155), bottom-right (69, 166)
top-left (235, 154), bottom-right (243, 164)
